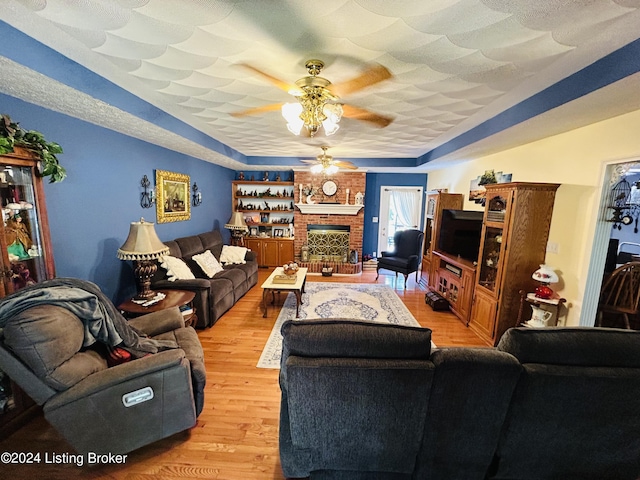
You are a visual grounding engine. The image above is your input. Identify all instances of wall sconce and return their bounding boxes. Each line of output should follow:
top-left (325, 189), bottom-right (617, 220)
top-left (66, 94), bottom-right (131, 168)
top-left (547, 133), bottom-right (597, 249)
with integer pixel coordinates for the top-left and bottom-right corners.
top-left (140, 175), bottom-right (154, 209)
top-left (192, 183), bottom-right (202, 207)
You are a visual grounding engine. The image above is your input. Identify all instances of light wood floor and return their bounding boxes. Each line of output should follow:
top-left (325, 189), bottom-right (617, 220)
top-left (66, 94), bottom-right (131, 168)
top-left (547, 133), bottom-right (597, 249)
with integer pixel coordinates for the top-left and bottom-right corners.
top-left (0, 269), bottom-right (487, 479)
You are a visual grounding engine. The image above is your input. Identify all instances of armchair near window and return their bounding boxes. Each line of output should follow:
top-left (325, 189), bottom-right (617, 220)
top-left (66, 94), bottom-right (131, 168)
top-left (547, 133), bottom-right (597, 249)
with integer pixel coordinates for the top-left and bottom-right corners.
top-left (376, 229), bottom-right (424, 288)
top-left (0, 279), bottom-right (205, 454)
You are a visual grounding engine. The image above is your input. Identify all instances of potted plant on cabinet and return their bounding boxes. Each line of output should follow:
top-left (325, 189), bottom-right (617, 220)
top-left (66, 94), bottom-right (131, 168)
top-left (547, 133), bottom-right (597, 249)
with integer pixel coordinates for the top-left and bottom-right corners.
top-left (0, 114), bottom-right (66, 183)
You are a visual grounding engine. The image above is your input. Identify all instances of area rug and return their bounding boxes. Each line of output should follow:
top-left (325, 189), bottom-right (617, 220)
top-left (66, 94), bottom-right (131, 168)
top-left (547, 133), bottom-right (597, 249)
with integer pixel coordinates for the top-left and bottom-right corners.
top-left (257, 282), bottom-right (423, 369)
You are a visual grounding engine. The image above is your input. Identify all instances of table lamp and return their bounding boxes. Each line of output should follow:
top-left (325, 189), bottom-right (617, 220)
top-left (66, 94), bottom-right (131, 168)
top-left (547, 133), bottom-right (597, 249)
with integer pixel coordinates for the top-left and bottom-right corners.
top-left (532, 264), bottom-right (559, 299)
top-left (225, 212), bottom-right (249, 246)
top-left (117, 217), bottom-right (169, 300)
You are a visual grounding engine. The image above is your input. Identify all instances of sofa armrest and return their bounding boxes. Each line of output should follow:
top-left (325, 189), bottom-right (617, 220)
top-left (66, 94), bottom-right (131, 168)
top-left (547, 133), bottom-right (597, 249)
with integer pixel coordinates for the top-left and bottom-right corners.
top-left (43, 349), bottom-right (187, 411)
top-left (128, 307), bottom-right (184, 336)
top-left (244, 250), bottom-right (257, 262)
top-left (380, 250), bottom-right (392, 257)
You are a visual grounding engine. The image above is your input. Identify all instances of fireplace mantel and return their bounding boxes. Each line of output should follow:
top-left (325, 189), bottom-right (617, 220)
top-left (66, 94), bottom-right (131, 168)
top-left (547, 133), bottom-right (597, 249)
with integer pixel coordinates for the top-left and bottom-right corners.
top-left (295, 203), bottom-right (364, 215)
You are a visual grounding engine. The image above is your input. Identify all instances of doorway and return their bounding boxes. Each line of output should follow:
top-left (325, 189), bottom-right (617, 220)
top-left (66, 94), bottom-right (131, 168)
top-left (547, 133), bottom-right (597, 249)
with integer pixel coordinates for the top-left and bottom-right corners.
top-left (377, 186), bottom-right (423, 255)
top-left (581, 159), bottom-right (640, 327)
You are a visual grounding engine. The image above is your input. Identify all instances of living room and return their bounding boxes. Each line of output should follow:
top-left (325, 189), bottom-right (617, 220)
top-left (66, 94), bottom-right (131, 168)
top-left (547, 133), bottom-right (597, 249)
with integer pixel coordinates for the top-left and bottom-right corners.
top-left (2, 3), bottom-right (640, 479)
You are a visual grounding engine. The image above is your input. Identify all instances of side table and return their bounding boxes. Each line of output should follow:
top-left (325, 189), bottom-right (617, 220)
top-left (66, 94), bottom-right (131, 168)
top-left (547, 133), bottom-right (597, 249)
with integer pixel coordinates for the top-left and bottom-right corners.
top-left (118, 289), bottom-right (197, 327)
top-left (517, 290), bottom-right (567, 327)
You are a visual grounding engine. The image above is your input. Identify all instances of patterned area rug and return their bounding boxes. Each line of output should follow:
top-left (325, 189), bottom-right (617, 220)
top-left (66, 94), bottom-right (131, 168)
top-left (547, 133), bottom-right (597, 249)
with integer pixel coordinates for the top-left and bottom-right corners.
top-left (257, 282), bottom-right (422, 369)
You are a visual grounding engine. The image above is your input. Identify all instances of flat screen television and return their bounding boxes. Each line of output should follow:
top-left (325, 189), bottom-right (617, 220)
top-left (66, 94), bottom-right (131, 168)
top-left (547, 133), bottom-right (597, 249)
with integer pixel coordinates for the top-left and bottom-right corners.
top-left (437, 209), bottom-right (483, 262)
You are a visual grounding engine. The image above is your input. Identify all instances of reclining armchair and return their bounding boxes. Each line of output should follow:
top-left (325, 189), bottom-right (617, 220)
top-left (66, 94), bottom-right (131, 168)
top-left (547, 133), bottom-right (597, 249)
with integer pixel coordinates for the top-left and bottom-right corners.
top-left (0, 278), bottom-right (205, 454)
top-left (376, 229), bottom-right (424, 288)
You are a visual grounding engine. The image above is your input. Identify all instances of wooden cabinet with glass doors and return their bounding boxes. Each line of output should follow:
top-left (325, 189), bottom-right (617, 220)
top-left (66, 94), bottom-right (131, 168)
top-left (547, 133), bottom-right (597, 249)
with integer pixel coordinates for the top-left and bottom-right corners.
top-left (0, 147), bottom-right (56, 436)
top-left (421, 191), bottom-right (463, 287)
top-left (468, 182), bottom-right (559, 346)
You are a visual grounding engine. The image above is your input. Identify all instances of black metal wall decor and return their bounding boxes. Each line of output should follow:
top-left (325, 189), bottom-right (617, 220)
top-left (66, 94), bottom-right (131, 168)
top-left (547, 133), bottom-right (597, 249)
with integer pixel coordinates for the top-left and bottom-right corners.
top-left (140, 174), bottom-right (154, 209)
top-left (607, 177), bottom-right (640, 231)
top-left (192, 182), bottom-right (202, 207)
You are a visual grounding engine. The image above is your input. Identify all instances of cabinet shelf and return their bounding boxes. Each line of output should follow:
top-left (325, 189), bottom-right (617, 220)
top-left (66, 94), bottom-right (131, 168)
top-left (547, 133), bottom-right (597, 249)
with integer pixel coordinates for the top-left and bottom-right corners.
top-left (238, 209), bottom-right (294, 213)
top-left (236, 195), bottom-right (294, 200)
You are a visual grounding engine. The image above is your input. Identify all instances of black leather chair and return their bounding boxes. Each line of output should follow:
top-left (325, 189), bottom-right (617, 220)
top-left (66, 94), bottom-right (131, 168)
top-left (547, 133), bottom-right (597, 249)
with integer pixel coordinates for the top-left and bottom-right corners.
top-left (376, 229), bottom-right (424, 288)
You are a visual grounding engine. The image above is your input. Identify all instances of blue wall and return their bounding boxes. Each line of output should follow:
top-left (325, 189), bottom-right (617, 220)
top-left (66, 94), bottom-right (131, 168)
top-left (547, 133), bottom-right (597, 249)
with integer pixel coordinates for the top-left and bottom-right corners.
top-left (363, 172), bottom-right (428, 257)
top-left (2, 94), bottom-right (235, 303)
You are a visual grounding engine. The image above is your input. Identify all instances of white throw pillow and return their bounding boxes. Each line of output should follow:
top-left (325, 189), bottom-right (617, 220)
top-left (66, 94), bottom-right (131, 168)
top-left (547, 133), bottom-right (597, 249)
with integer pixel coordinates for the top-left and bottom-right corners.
top-left (220, 245), bottom-right (248, 265)
top-left (193, 250), bottom-right (224, 278)
top-left (160, 255), bottom-right (195, 281)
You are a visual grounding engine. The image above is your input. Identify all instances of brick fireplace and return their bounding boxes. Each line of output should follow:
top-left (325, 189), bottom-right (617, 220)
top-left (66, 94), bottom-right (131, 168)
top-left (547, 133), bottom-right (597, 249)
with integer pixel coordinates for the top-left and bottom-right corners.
top-left (293, 170), bottom-right (365, 274)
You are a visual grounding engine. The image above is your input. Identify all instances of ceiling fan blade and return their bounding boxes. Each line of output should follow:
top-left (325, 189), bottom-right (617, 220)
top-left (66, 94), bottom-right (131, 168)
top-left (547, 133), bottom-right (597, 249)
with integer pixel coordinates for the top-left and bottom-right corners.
top-left (238, 63), bottom-right (302, 94)
top-left (334, 160), bottom-right (358, 170)
top-left (230, 103), bottom-right (284, 117)
top-left (300, 159), bottom-right (318, 165)
top-left (329, 63), bottom-right (392, 97)
top-left (342, 104), bottom-right (393, 128)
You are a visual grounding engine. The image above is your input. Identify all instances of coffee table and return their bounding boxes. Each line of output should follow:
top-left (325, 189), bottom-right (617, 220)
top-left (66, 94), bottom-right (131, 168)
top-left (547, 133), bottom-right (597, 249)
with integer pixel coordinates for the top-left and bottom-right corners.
top-left (261, 267), bottom-right (308, 318)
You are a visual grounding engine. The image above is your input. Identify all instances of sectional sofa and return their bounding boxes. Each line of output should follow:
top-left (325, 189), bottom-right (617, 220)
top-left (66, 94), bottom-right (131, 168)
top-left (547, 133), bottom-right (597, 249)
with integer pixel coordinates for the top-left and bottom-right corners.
top-left (151, 230), bottom-right (258, 328)
top-left (279, 320), bottom-right (640, 480)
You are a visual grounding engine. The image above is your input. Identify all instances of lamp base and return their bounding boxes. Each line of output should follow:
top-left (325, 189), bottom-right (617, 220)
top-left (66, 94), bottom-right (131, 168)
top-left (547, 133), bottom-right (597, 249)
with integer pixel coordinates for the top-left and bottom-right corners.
top-left (133, 259), bottom-right (158, 301)
top-left (534, 284), bottom-right (554, 300)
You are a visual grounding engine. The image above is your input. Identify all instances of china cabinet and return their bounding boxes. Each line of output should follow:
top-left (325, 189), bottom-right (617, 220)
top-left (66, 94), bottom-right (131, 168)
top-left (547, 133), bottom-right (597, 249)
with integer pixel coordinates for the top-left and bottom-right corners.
top-left (421, 191), bottom-right (463, 287)
top-left (468, 182), bottom-right (559, 345)
top-left (0, 146), bottom-right (56, 436)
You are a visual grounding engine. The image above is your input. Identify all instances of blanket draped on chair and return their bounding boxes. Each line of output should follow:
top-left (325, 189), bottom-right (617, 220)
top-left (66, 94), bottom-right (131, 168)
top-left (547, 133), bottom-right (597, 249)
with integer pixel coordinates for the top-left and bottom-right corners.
top-left (0, 278), bottom-right (177, 357)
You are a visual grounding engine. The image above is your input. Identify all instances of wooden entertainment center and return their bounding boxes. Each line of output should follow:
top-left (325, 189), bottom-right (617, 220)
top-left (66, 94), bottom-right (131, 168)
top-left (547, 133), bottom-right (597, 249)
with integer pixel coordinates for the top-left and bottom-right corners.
top-left (424, 182), bottom-right (559, 346)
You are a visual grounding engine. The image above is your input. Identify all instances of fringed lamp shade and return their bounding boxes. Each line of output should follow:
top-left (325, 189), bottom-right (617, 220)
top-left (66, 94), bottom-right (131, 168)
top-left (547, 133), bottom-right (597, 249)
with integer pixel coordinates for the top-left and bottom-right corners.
top-left (117, 218), bottom-right (169, 300)
top-left (225, 212), bottom-right (249, 246)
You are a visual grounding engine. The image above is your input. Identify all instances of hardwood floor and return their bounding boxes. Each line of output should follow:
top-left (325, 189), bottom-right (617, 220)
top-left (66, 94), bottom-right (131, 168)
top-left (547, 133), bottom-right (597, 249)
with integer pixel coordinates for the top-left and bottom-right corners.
top-left (0, 269), bottom-right (487, 479)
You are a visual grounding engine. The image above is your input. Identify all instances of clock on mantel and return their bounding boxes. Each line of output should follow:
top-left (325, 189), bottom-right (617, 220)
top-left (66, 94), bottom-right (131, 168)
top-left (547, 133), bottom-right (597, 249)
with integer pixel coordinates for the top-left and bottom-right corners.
top-left (322, 179), bottom-right (338, 197)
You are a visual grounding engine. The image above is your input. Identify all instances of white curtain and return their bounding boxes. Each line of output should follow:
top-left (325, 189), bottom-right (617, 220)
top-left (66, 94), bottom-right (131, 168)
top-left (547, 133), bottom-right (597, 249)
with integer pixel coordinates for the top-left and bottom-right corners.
top-left (391, 190), bottom-right (419, 229)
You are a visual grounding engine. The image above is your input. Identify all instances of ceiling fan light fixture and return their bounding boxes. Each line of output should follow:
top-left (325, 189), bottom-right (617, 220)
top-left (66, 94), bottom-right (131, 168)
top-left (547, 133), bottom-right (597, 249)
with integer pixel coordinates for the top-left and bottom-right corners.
top-left (310, 163), bottom-right (324, 174)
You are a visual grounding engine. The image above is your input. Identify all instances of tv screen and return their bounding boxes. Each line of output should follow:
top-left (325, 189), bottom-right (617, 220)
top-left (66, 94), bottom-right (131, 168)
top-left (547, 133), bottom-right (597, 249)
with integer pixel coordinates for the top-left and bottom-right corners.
top-left (437, 209), bottom-right (483, 262)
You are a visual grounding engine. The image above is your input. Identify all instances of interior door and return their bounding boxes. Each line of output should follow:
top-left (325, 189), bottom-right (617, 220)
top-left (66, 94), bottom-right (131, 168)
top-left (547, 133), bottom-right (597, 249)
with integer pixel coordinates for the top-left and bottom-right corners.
top-left (378, 186), bottom-right (423, 255)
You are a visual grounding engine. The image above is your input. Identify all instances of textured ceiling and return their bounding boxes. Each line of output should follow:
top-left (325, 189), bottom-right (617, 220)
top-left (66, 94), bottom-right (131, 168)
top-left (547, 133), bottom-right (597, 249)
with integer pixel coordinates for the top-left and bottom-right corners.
top-left (2, 0), bottom-right (640, 169)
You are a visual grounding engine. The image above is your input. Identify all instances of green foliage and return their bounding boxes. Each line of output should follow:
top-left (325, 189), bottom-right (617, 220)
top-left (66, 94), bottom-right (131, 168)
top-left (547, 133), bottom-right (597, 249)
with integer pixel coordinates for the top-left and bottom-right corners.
top-left (478, 169), bottom-right (497, 186)
top-left (0, 114), bottom-right (66, 183)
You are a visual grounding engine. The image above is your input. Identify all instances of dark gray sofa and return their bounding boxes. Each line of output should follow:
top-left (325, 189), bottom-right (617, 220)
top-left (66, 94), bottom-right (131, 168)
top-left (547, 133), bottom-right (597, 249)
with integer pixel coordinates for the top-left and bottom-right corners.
top-left (279, 320), bottom-right (640, 480)
top-left (151, 230), bottom-right (258, 328)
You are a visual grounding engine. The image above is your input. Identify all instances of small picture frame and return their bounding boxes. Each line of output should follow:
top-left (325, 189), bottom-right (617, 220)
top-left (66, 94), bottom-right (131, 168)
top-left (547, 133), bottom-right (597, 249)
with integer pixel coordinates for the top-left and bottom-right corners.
top-left (260, 213), bottom-right (269, 223)
top-left (249, 226), bottom-right (258, 237)
top-left (273, 228), bottom-right (283, 237)
top-left (283, 229), bottom-right (290, 238)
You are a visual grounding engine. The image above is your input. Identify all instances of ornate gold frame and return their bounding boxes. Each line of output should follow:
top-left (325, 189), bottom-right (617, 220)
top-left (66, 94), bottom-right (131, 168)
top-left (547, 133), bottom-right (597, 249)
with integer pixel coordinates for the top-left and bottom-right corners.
top-left (156, 169), bottom-right (191, 223)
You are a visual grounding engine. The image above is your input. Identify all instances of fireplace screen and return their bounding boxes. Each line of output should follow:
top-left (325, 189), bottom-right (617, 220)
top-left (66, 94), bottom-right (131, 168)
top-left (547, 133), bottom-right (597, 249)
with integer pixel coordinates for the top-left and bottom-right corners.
top-left (307, 225), bottom-right (350, 262)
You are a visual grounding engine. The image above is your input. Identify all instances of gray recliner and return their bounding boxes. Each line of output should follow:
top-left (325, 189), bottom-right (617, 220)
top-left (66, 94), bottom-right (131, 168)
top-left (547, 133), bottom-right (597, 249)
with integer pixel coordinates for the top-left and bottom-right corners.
top-left (0, 280), bottom-right (205, 454)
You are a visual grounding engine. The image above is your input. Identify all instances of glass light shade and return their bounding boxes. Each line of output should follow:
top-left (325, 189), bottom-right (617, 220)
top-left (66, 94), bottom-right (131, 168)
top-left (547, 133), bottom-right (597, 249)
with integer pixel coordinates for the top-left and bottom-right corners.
top-left (325, 164), bottom-right (339, 175)
top-left (282, 103), bottom-right (304, 135)
top-left (532, 264), bottom-right (559, 284)
top-left (310, 164), bottom-right (324, 174)
top-left (117, 218), bottom-right (169, 261)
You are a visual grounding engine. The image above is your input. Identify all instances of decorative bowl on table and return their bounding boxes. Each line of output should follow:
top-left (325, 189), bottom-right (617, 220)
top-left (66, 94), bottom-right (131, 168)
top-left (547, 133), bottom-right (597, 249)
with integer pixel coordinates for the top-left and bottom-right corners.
top-left (283, 262), bottom-right (299, 276)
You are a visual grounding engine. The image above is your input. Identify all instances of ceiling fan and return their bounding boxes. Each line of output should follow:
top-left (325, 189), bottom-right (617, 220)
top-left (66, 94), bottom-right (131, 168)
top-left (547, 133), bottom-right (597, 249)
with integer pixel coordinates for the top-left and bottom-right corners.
top-left (300, 146), bottom-right (357, 174)
top-left (231, 59), bottom-right (394, 137)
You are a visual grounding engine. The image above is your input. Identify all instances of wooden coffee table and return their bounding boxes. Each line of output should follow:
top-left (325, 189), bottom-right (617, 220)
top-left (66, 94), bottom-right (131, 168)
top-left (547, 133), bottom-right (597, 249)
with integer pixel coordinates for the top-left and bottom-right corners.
top-left (261, 267), bottom-right (308, 318)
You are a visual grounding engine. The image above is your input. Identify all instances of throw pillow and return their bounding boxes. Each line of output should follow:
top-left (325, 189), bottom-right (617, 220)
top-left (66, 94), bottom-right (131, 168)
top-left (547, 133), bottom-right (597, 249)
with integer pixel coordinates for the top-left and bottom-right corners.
top-left (192, 250), bottom-right (224, 278)
top-left (160, 255), bottom-right (195, 281)
top-left (220, 245), bottom-right (247, 265)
